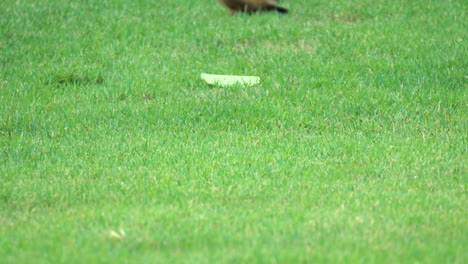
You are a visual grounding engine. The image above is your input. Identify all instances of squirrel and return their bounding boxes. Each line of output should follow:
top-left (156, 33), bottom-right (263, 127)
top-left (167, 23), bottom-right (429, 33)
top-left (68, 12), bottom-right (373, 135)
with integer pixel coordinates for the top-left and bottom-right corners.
top-left (219, 0), bottom-right (288, 15)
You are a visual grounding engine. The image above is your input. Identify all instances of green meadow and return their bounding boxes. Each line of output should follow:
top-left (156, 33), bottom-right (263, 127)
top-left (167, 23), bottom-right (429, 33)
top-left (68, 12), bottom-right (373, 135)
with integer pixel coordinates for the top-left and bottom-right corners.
top-left (0, 0), bottom-right (466, 263)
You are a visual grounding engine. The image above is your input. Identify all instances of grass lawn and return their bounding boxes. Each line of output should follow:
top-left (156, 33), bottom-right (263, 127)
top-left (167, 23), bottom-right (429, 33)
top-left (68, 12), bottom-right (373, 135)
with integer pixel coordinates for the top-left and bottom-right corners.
top-left (0, 0), bottom-right (467, 263)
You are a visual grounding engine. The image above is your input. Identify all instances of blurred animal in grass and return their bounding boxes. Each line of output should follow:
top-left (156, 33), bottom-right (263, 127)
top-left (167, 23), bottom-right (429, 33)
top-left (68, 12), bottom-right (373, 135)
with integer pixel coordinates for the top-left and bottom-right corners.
top-left (219, 0), bottom-right (288, 15)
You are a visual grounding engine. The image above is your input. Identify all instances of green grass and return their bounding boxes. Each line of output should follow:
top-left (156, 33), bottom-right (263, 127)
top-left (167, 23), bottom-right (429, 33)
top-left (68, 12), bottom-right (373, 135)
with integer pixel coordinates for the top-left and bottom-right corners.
top-left (0, 0), bottom-right (467, 263)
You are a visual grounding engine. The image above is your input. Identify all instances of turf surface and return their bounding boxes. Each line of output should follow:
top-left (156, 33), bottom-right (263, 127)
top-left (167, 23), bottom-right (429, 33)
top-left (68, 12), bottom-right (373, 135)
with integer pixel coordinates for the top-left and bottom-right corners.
top-left (0, 0), bottom-right (467, 263)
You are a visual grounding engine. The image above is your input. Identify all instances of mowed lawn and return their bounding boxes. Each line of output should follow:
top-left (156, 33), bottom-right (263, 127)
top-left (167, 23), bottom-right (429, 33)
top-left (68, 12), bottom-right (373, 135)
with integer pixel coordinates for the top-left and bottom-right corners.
top-left (0, 0), bottom-right (466, 263)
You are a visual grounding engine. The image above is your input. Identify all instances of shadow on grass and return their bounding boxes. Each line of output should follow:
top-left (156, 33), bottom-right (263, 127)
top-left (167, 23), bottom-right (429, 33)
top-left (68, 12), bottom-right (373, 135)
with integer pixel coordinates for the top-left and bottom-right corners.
top-left (46, 72), bottom-right (105, 88)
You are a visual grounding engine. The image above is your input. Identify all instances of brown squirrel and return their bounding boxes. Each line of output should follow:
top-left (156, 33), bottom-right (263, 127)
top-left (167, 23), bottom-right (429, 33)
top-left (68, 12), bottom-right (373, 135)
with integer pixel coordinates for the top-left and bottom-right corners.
top-left (219, 0), bottom-right (288, 15)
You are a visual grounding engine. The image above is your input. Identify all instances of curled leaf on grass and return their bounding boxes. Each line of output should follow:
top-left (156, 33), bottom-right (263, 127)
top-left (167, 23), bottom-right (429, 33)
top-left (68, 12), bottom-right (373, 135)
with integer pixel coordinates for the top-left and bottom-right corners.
top-left (201, 73), bottom-right (260, 87)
